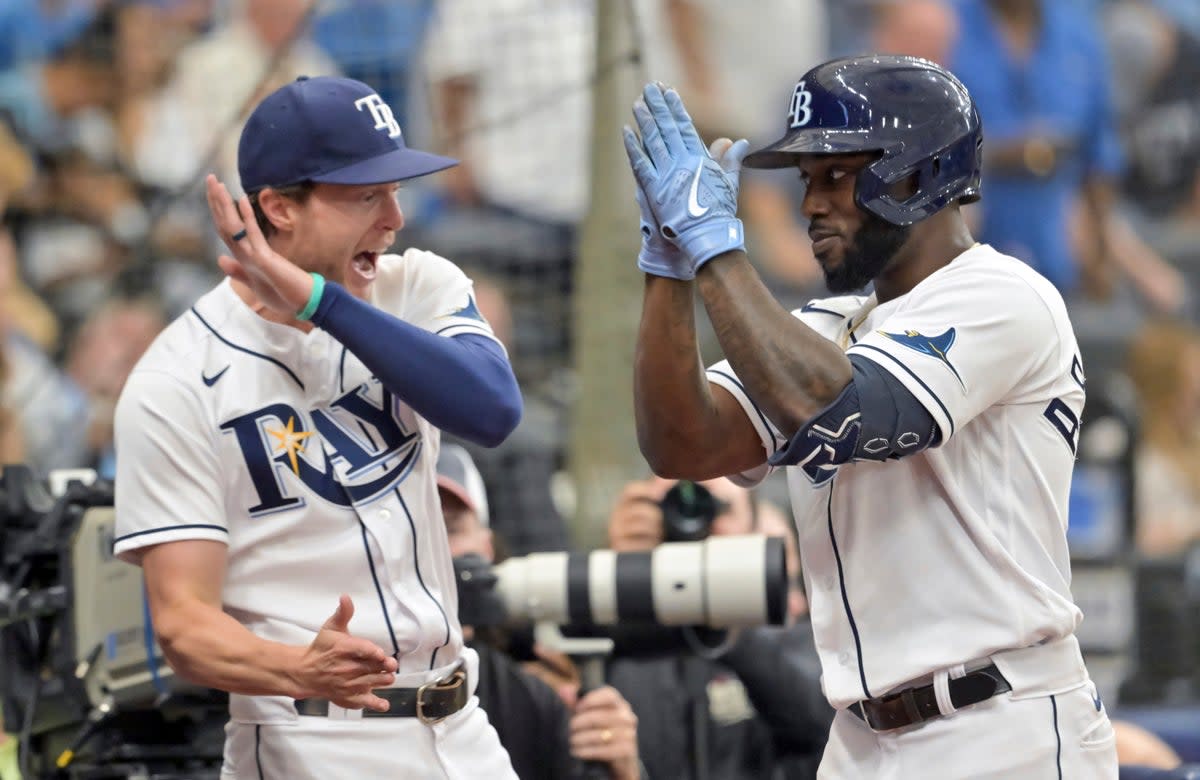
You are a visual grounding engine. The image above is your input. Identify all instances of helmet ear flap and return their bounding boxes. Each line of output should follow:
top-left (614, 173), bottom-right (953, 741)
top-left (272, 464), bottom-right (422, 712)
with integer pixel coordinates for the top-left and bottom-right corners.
top-left (857, 127), bottom-right (983, 226)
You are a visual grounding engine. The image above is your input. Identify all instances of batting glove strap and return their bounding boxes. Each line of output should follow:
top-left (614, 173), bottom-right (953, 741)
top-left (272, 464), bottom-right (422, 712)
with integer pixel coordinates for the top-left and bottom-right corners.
top-left (667, 217), bottom-right (745, 271)
top-left (638, 233), bottom-right (694, 279)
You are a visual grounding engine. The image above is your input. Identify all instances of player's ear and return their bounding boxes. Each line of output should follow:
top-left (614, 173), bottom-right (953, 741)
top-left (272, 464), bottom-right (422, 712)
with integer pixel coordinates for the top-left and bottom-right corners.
top-left (257, 187), bottom-right (298, 234)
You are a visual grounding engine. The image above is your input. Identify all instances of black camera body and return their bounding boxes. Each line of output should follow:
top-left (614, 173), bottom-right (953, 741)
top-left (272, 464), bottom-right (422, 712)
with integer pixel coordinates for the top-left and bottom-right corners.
top-left (0, 466), bottom-right (224, 779)
top-left (452, 553), bottom-right (508, 628)
top-left (659, 481), bottom-right (723, 542)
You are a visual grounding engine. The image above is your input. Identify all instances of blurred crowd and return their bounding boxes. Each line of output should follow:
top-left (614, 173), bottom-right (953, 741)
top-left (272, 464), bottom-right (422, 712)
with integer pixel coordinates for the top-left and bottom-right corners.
top-left (1, 0), bottom-right (1200, 777)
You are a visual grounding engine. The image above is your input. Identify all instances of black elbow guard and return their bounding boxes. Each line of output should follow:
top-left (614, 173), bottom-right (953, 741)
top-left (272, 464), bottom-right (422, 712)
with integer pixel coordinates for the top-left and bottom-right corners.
top-left (768, 356), bottom-right (940, 473)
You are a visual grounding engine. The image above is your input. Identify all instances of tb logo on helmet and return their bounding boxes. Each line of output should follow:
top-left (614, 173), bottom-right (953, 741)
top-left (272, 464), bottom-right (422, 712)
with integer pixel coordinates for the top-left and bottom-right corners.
top-left (354, 94), bottom-right (402, 139)
top-left (789, 81), bottom-right (813, 128)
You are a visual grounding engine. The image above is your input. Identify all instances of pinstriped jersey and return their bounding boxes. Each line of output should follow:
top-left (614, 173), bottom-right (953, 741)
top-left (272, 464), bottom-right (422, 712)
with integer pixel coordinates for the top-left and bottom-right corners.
top-left (708, 244), bottom-right (1086, 709)
top-left (113, 250), bottom-right (501, 719)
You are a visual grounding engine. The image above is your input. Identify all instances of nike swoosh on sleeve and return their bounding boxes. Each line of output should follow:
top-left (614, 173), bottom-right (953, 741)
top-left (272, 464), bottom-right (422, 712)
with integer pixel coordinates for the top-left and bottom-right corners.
top-left (687, 158), bottom-right (709, 218)
top-left (202, 365), bottom-right (230, 387)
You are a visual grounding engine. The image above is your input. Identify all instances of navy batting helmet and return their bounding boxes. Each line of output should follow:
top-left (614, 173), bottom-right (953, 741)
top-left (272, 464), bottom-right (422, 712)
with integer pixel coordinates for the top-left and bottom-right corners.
top-left (744, 55), bottom-right (983, 227)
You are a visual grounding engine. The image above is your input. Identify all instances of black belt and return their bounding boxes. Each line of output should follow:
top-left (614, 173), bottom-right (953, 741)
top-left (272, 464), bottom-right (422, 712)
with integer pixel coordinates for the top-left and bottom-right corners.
top-left (294, 668), bottom-right (468, 723)
top-left (849, 663), bottom-right (1011, 732)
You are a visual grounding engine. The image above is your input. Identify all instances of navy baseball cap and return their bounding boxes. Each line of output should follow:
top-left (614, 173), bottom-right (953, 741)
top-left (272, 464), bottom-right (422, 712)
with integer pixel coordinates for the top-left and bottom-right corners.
top-left (237, 75), bottom-right (458, 193)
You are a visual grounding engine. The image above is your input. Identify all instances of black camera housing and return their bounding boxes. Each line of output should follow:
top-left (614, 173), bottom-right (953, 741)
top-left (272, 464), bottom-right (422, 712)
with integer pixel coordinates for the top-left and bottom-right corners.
top-left (660, 481), bottom-right (724, 543)
top-left (452, 553), bottom-right (509, 628)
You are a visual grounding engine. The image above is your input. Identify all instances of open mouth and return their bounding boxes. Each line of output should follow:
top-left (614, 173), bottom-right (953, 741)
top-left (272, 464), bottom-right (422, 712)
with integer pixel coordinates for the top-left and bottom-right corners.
top-left (352, 251), bottom-right (379, 280)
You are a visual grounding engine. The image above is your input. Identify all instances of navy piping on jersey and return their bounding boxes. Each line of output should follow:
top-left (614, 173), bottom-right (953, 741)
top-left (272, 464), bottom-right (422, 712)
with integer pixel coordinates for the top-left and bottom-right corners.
top-left (397, 490), bottom-right (452, 671)
top-left (338, 346), bottom-right (348, 393)
top-left (327, 455), bottom-right (403, 658)
top-left (1051, 695), bottom-right (1063, 779)
top-left (851, 344), bottom-right (955, 438)
top-left (708, 369), bottom-right (781, 456)
top-left (827, 478), bottom-right (872, 699)
top-left (358, 516), bottom-right (402, 658)
top-left (801, 304), bottom-right (845, 318)
top-left (432, 323), bottom-right (492, 338)
top-left (190, 306), bottom-right (305, 390)
top-left (254, 724), bottom-right (265, 780)
top-left (113, 523), bottom-right (228, 544)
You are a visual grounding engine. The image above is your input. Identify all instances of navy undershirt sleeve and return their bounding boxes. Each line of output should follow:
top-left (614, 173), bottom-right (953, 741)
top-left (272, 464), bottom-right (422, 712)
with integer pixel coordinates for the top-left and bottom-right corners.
top-left (309, 281), bottom-right (522, 447)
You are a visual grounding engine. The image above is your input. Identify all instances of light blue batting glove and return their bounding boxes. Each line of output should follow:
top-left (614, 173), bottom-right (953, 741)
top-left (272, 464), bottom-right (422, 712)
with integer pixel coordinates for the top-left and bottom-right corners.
top-left (624, 83), bottom-right (749, 272)
top-left (624, 127), bottom-right (693, 279)
top-left (708, 136), bottom-right (751, 203)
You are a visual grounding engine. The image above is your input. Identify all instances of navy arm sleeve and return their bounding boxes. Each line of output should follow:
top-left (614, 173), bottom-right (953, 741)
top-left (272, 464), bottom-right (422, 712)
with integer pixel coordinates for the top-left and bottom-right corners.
top-left (768, 353), bottom-right (940, 468)
top-left (310, 281), bottom-right (522, 447)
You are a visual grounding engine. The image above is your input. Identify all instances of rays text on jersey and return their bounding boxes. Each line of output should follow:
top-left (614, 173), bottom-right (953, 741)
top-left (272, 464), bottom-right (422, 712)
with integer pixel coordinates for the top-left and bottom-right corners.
top-left (222, 382), bottom-right (420, 515)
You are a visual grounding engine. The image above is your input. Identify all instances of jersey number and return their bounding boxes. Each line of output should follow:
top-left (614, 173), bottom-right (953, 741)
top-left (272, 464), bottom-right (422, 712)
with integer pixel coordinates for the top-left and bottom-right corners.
top-left (1043, 398), bottom-right (1080, 454)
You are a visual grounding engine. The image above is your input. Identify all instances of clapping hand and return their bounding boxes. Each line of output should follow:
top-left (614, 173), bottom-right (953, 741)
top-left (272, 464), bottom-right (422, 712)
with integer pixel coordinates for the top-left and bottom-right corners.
top-left (294, 595), bottom-right (399, 712)
top-left (622, 83), bottom-right (749, 277)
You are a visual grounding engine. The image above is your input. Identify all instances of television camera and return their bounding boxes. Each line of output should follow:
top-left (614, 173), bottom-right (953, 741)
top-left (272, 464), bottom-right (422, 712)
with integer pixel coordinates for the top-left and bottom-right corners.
top-left (0, 466), bottom-right (224, 780)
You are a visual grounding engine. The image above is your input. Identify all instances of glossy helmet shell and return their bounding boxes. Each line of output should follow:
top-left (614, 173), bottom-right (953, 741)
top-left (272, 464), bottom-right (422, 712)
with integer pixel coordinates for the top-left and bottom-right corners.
top-left (744, 55), bottom-right (983, 226)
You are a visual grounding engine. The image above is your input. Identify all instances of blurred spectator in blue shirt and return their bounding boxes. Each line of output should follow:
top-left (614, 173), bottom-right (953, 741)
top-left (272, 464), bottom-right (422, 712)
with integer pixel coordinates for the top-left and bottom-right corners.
top-left (0, 5), bottom-right (117, 156)
top-left (310, 0), bottom-right (434, 133)
top-left (0, 0), bottom-right (97, 69)
top-left (947, 0), bottom-right (1123, 298)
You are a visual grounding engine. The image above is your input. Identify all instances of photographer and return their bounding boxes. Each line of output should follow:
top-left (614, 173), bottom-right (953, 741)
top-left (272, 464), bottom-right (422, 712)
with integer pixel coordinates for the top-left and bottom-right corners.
top-left (437, 445), bottom-right (643, 780)
top-left (604, 476), bottom-right (831, 780)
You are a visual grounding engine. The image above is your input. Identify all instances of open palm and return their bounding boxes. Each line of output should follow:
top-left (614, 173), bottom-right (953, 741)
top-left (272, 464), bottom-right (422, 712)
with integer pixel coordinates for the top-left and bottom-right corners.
top-left (204, 174), bottom-right (312, 318)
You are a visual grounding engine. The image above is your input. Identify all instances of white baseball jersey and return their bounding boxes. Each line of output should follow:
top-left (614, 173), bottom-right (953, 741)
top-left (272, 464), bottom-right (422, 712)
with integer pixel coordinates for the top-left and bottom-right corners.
top-left (114, 249), bottom-right (501, 721)
top-left (709, 244), bottom-right (1086, 709)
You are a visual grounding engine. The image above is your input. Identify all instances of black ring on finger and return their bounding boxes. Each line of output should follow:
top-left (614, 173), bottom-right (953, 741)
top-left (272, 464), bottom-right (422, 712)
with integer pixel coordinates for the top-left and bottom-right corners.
top-left (231, 229), bottom-right (248, 242)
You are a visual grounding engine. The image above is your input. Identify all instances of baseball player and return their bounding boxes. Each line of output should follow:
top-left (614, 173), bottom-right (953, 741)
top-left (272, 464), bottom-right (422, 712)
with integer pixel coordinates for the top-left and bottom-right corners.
top-left (112, 76), bottom-right (522, 779)
top-left (622, 56), bottom-right (1118, 778)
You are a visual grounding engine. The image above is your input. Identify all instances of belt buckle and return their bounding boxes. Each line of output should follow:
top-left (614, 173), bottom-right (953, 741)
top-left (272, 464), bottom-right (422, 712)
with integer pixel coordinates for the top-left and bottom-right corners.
top-left (416, 669), bottom-right (465, 725)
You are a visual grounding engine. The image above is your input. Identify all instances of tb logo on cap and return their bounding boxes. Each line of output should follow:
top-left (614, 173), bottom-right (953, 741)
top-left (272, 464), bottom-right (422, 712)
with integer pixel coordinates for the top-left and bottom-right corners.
top-left (789, 81), bottom-right (813, 128)
top-left (354, 94), bottom-right (401, 139)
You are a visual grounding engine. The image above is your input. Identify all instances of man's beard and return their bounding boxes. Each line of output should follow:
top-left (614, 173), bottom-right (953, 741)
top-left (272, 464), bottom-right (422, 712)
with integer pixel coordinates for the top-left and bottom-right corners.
top-left (823, 214), bottom-right (912, 294)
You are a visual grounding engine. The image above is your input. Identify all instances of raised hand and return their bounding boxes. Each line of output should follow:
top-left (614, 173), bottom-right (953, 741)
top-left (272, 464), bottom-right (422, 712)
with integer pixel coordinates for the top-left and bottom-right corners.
top-left (204, 174), bottom-right (314, 319)
top-left (295, 595), bottom-right (399, 712)
top-left (708, 136), bottom-right (751, 203)
top-left (625, 157), bottom-right (690, 280)
top-left (623, 83), bottom-right (749, 274)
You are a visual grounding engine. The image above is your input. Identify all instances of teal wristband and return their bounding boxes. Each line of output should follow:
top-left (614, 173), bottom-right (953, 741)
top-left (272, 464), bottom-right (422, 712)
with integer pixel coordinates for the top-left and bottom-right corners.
top-left (296, 272), bottom-right (325, 321)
